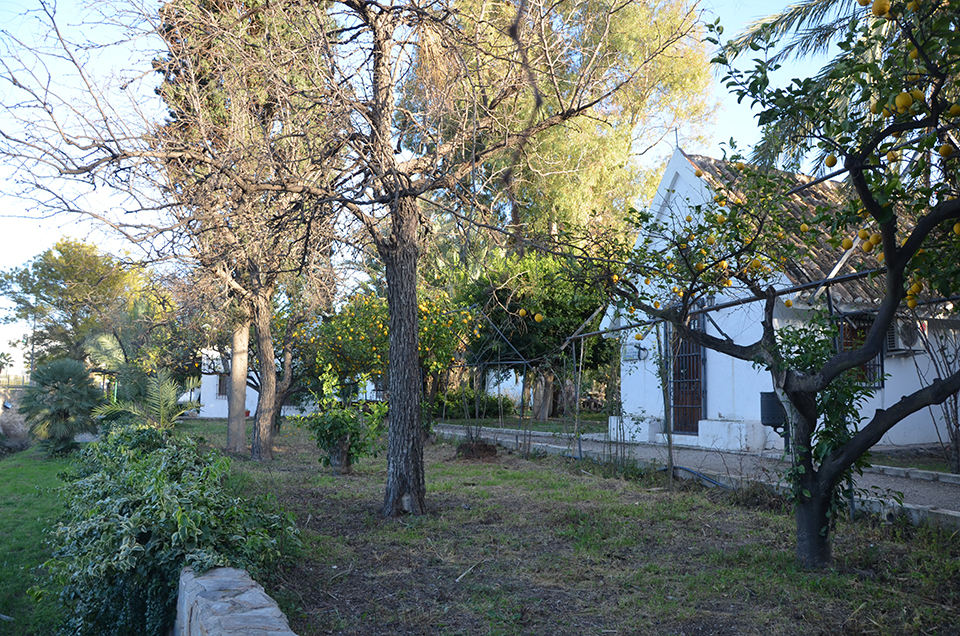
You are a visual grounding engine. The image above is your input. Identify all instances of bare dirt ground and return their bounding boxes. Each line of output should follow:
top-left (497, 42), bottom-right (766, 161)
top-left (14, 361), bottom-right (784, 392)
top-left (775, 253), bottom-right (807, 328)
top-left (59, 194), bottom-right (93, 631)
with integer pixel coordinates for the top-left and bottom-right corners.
top-left (231, 428), bottom-right (960, 636)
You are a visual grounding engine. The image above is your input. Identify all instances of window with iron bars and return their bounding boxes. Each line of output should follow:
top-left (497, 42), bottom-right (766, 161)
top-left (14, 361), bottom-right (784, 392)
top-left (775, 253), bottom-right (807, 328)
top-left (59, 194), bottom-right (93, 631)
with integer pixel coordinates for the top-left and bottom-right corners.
top-left (217, 374), bottom-right (229, 399)
top-left (837, 315), bottom-right (884, 389)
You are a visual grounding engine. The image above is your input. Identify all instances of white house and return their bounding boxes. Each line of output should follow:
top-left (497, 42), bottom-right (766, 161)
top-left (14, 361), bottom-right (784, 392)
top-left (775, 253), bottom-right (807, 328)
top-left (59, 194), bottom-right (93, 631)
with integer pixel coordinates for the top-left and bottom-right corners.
top-left (192, 351), bottom-right (261, 419)
top-left (608, 148), bottom-right (954, 453)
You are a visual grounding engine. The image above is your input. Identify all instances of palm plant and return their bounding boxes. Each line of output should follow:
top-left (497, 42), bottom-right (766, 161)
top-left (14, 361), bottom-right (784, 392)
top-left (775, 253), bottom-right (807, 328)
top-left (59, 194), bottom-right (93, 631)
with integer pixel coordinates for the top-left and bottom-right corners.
top-left (19, 358), bottom-right (104, 454)
top-left (93, 369), bottom-right (200, 430)
top-left (0, 352), bottom-right (13, 377)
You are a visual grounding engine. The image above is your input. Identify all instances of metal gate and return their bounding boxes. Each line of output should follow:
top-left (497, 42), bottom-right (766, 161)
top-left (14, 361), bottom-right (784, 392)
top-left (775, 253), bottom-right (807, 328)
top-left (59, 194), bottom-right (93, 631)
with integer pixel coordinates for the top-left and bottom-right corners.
top-left (671, 314), bottom-right (705, 435)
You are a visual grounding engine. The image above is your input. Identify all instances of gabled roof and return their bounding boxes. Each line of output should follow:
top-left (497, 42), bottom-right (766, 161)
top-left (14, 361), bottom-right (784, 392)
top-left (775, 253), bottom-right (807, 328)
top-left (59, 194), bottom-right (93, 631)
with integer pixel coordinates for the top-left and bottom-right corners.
top-left (680, 150), bottom-right (885, 309)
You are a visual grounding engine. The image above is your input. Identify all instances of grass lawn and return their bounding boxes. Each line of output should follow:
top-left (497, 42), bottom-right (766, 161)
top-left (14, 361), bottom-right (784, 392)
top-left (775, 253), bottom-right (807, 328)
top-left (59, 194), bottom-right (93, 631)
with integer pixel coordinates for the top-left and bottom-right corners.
top-left (0, 446), bottom-right (67, 635)
top-left (183, 419), bottom-right (960, 636)
top-left (870, 446), bottom-right (954, 474)
top-left (4, 419), bottom-right (957, 635)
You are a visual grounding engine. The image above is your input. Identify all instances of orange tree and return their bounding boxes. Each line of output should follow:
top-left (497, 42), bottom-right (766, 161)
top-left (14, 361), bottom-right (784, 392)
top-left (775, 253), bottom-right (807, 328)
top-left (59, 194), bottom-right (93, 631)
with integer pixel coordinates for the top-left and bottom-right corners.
top-left (601, 2), bottom-right (960, 568)
top-left (457, 252), bottom-right (616, 421)
top-left (299, 290), bottom-right (476, 416)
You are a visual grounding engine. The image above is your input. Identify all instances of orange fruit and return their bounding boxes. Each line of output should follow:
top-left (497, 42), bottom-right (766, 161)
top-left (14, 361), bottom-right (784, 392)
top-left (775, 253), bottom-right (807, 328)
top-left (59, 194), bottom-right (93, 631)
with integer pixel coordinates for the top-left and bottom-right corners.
top-left (895, 91), bottom-right (914, 111)
top-left (872, 0), bottom-right (891, 16)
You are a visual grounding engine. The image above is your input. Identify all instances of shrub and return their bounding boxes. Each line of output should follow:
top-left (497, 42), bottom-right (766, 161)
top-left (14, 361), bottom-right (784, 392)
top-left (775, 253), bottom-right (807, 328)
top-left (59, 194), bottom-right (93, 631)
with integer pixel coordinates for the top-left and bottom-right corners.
top-left (46, 425), bottom-right (298, 636)
top-left (433, 386), bottom-right (516, 419)
top-left (294, 372), bottom-right (387, 474)
top-left (19, 359), bottom-right (104, 454)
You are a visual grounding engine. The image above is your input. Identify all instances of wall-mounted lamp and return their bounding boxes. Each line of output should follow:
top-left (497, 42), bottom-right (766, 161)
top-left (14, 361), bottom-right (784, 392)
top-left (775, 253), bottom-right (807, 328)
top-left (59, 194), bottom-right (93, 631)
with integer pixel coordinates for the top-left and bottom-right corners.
top-left (636, 345), bottom-right (650, 361)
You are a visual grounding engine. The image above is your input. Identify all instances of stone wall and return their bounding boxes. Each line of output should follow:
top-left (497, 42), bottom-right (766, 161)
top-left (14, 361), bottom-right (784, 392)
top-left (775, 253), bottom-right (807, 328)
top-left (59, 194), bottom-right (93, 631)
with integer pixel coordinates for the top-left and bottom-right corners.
top-left (173, 567), bottom-right (298, 636)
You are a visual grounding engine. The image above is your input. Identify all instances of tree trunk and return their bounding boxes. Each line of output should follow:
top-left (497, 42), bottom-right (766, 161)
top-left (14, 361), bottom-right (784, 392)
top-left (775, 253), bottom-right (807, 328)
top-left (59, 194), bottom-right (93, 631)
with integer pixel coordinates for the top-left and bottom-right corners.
top-left (271, 334), bottom-right (297, 432)
top-left (380, 195), bottom-right (426, 516)
top-left (532, 372), bottom-right (554, 422)
top-left (227, 313), bottom-right (250, 454)
top-left (795, 486), bottom-right (832, 569)
top-left (328, 435), bottom-right (352, 476)
top-left (250, 293), bottom-right (277, 462)
top-left (789, 392), bottom-right (832, 568)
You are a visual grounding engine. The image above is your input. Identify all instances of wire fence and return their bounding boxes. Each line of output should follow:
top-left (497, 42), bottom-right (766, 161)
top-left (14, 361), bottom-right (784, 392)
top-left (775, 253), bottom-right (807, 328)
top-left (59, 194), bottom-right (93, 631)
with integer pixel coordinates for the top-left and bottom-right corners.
top-left (0, 375), bottom-right (29, 388)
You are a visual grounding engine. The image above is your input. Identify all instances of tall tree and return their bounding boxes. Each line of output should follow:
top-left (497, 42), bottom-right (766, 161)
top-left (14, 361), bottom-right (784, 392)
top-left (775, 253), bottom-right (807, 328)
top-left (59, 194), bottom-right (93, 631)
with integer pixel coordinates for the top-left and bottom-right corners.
top-left (0, 239), bottom-right (146, 365)
top-left (0, 0), bottom-right (711, 512)
top-left (153, 0), bottom-right (340, 460)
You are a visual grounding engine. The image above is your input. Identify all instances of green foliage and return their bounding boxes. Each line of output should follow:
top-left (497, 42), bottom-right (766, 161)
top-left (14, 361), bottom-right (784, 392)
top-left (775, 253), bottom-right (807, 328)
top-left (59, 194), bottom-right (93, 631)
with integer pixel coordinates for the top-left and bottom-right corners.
top-left (458, 252), bottom-right (615, 371)
top-left (294, 370), bottom-right (387, 470)
top-left (433, 385), bottom-right (515, 419)
top-left (0, 447), bottom-right (68, 635)
top-left (93, 369), bottom-right (200, 430)
top-left (298, 290), bottom-right (476, 393)
top-left (19, 359), bottom-right (104, 455)
top-left (775, 317), bottom-right (878, 516)
top-left (708, 5), bottom-right (960, 299)
top-left (47, 425), bottom-right (298, 636)
top-left (0, 351), bottom-right (13, 373)
top-left (0, 239), bottom-right (147, 364)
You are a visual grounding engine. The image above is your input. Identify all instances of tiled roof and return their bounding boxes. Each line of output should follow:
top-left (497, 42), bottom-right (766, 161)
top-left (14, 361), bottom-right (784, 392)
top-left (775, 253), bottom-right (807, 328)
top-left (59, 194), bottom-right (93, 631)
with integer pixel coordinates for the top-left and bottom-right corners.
top-left (682, 151), bottom-right (887, 309)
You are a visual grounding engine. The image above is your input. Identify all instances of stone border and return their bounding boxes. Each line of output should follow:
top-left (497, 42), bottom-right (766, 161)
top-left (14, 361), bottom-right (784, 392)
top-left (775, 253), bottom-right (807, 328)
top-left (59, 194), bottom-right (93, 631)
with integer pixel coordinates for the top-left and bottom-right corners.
top-left (173, 567), bottom-right (297, 636)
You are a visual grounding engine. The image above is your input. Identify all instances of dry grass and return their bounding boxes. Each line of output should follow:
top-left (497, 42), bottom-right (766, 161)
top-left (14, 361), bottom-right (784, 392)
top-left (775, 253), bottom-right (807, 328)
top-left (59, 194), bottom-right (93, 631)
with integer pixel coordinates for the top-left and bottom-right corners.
top-left (181, 419), bottom-right (960, 636)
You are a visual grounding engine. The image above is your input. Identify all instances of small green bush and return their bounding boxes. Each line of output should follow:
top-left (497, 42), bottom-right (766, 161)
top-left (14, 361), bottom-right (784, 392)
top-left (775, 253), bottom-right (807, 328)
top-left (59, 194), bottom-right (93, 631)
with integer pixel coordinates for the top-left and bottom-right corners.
top-left (46, 425), bottom-right (298, 636)
top-left (294, 372), bottom-right (387, 474)
top-left (434, 386), bottom-right (516, 419)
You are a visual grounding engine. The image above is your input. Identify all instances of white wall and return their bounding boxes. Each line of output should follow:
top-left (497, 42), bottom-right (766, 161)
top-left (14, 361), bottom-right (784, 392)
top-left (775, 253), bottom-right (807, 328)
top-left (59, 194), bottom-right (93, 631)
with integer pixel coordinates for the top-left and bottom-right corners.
top-left (610, 148), bottom-right (951, 453)
top-left (195, 373), bottom-right (259, 419)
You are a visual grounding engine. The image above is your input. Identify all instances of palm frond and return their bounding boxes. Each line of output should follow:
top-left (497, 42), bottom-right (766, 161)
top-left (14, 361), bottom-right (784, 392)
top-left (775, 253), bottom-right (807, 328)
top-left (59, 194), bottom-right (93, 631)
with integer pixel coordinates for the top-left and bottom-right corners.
top-left (724, 0), bottom-right (856, 61)
top-left (85, 333), bottom-right (127, 372)
top-left (93, 370), bottom-right (200, 429)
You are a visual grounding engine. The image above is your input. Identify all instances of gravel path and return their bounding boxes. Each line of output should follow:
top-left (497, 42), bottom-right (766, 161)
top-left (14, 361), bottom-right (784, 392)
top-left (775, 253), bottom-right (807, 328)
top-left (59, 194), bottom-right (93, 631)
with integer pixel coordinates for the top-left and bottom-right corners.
top-left (435, 424), bottom-right (960, 513)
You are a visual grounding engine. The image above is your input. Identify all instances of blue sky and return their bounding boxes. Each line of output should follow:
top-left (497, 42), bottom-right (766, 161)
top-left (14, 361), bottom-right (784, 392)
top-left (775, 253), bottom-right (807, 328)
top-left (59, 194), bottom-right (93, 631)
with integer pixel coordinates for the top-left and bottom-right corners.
top-left (0, 0), bottom-right (820, 372)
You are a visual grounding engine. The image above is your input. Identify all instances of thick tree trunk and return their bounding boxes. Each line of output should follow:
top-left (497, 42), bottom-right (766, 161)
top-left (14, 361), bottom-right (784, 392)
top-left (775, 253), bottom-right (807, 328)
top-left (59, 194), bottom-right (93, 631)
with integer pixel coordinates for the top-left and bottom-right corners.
top-left (227, 314), bottom-right (250, 454)
top-left (790, 392), bottom-right (833, 568)
top-left (250, 294), bottom-right (277, 462)
top-left (380, 195), bottom-right (426, 516)
top-left (795, 487), bottom-right (832, 569)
